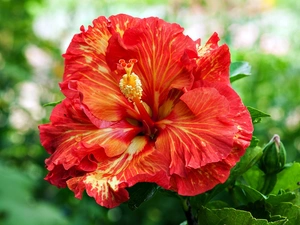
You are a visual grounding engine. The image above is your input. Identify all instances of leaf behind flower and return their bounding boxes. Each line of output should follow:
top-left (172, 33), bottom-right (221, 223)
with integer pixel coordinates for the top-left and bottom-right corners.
top-left (126, 183), bottom-right (159, 210)
top-left (198, 206), bottom-right (287, 225)
top-left (230, 61), bottom-right (252, 83)
top-left (43, 100), bottom-right (62, 107)
top-left (247, 106), bottom-right (271, 124)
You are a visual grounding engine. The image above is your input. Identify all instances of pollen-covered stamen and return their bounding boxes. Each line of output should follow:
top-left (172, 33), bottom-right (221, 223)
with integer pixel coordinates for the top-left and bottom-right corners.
top-left (119, 59), bottom-right (142, 101)
top-left (118, 59), bottom-right (155, 136)
top-left (119, 74), bottom-right (143, 101)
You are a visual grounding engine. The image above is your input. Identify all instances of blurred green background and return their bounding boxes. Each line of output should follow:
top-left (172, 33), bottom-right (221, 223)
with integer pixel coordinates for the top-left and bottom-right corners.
top-left (0, 0), bottom-right (299, 224)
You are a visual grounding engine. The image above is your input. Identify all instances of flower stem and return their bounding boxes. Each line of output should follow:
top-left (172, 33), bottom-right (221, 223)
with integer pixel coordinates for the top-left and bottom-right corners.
top-left (260, 174), bottom-right (277, 195)
top-left (182, 198), bottom-right (198, 225)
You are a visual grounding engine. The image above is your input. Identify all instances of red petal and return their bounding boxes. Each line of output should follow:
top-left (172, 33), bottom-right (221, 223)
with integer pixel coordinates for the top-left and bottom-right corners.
top-left (157, 87), bottom-right (237, 177)
top-left (67, 136), bottom-right (170, 208)
top-left (39, 99), bottom-right (93, 154)
top-left (156, 82), bottom-right (253, 195)
top-left (170, 145), bottom-right (248, 196)
top-left (62, 14), bottom-right (139, 78)
top-left (39, 99), bottom-right (141, 173)
top-left (106, 17), bottom-right (196, 118)
top-left (41, 97), bottom-right (169, 208)
top-left (61, 15), bottom-right (141, 123)
top-left (63, 16), bottom-right (111, 78)
top-left (115, 137), bottom-right (170, 187)
top-left (45, 165), bottom-right (84, 188)
top-left (108, 14), bottom-right (141, 36)
top-left (67, 174), bottom-right (130, 208)
top-left (158, 88), bottom-right (183, 120)
top-left (170, 160), bottom-right (232, 195)
top-left (196, 81), bottom-right (254, 157)
top-left (193, 32), bottom-right (231, 84)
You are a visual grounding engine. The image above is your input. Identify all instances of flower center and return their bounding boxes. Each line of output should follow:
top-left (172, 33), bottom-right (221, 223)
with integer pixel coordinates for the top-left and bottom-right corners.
top-left (119, 59), bottom-right (156, 138)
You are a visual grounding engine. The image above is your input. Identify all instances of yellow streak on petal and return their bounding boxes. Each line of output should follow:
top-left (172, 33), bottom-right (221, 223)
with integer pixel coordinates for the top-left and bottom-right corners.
top-left (197, 43), bottom-right (212, 57)
top-left (84, 172), bottom-right (121, 192)
top-left (106, 136), bottom-right (148, 176)
top-left (115, 24), bottom-right (124, 36)
top-left (127, 136), bottom-right (147, 155)
top-left (98, 65), bottom-right (109, 74)
top-left (158, 98), bottom-right (175, 120)
top-left (82, 33), bottom-right (110, 54)
top-left (85, 55), bottom-right (92, 63)
top-left (108, 176), bottom-right (120, 191)
top-left (115, 20), bottom-right (129, 37)
top-left (84, 172), bottom-right (110, 200)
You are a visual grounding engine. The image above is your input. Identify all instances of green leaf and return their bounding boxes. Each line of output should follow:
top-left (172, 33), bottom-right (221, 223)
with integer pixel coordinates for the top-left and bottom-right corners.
top-left (198, 206), bottom-right (287, 225)
top-left (0, 163), bottom-right (69, 225)
top-left (43, 100), bottom-right (62, 107)
top-left (233, 184), bottom-right (266, 206)
top-left (271, 162), bottom-right (300, 194)
top-left (247, 106), bottom-right (271, 124)
top-left (243, 166), bottom-right (265, 191)
top-left (206, 200), bottom-right (230, 209)
top-left (230, 61), bottom-right (251, 83)
top-left (0, 164), bottom-right (33, 203)
top-left (126, 182), bottom-right (159, 210)
top-left (293, 191), bottom-right (300, 206)
top-left (232, 146), bottom-right (263, 177)
top-left (268, 202), bottom-right (300, 225)
top-left (260, 174), bottom-right (278, 195)
top-left (266, 192), bottom-right (296, 205)
top-left (250, 136), bottom-right (260, 148)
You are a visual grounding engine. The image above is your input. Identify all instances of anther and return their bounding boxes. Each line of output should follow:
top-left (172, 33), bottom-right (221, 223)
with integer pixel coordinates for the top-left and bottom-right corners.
top-left (129, 59), bottom-right (138, 63)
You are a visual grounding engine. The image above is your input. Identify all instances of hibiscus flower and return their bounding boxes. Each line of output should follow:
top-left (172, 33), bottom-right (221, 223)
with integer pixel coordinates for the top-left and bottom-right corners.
top-left (39, 14), bottom-right (253, 208)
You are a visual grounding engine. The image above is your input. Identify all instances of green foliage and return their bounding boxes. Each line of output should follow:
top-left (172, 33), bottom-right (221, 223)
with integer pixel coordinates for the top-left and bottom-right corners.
top-left (247, 106), bottom-right (271, 124)
top-left (232, 145), bottom-right (263, 176)
top-left (0, 163), bottom-right (69, 225)
top-left (232, 184), bottom-right (266, 206)
top-left (267, 202), bottom-right (300, 225)
top-left (250, 135), bottom-right (259, 145)
top-left (266, 191), bottom-right (296, 205)
top-left (127, 183), bottom-right (159, 210)
top-left (243, 166), bottom-right (265, 190)
top-left (197, 207), bottom-right (286, 225)
top-left (271, 163), bottom-right (300, 194)
top-left (187, 161), bottom-right (300, 225)
top-left (230, 61), bottom-right (252, 83)
top-left (180, 148), bottom-right (300, 224)
top-left (232, 50), bottom-right (300, 161)
top-left (43, 100), bottom-right (62, 107)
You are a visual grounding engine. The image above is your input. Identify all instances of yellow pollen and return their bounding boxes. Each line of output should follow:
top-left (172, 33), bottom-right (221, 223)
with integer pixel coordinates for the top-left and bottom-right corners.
top-left (119, 59), bottom-right (142, 101)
